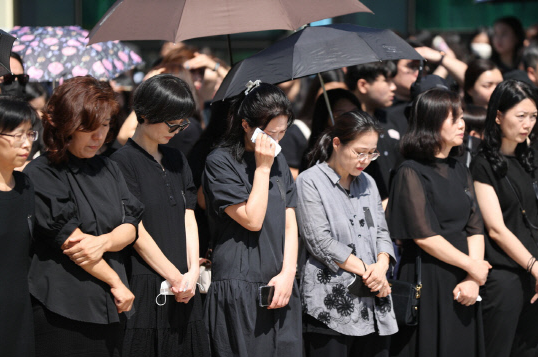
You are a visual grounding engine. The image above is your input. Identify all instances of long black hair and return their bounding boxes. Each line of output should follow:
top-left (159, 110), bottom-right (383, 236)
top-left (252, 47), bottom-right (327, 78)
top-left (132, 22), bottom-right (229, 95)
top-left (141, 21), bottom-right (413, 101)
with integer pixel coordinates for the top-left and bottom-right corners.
top-left (219, 82), bottom-right (293, 161)
top-left (478, 79), bottom-right (537, 177)
top-left (401, 88), bottom-right (463, 163)
top-left (463, 59), bottom-right (499, 105)
top-left (306, 110), bottom-right (382, 168)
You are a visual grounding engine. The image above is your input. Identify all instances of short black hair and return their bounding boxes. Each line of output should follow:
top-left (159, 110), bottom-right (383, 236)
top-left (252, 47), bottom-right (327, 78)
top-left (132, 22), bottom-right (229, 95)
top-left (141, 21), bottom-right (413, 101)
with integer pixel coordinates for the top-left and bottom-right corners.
top-left (133, 74), bottom-right (195, 124)
top-left (463, 105), bottom-right (487, 136)
top-left (401, 88), bottom-right (463, 162)
top-left (0, 96), bottom-right (38, 133)
top-left (345, 62), bottom-right (396, 91)
top-left (523, 40), bottom-right (538, 70)
top-left (219, 82), bottom-right (293, 161)
top-left (9, 52), bottom-right (24, 71)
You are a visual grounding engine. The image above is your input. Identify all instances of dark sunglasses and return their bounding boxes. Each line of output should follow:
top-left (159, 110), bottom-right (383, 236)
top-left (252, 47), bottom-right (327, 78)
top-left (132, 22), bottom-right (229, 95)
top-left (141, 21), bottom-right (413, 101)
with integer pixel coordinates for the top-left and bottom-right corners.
top-left (2, 73), bottom-right (30, 85)
top-left (164, 119), bottom-right (190, 133)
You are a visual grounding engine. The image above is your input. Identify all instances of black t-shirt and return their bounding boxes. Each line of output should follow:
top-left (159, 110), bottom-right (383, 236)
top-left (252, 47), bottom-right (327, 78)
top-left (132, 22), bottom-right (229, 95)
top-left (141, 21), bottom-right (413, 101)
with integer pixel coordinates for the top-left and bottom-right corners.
top-left (111, 139), bottom-right (197, 275)
top-left (203, 147), bottom-right (297, 283)
top-left (470, 153), bottom-right (538, 269)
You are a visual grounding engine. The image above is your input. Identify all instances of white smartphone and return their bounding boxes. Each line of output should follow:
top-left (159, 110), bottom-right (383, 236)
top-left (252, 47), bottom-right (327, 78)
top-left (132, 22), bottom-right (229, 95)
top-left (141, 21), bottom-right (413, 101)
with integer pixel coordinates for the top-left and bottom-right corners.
top-left (251, 127), bottom-right (281, 157)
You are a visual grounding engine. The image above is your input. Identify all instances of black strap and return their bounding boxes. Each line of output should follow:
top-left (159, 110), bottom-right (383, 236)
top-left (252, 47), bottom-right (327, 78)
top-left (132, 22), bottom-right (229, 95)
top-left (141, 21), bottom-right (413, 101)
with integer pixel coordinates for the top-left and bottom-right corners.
top-left (505, 176), bottom-right (538, 230)
top-left (415, 255), bottom-right (422, 286)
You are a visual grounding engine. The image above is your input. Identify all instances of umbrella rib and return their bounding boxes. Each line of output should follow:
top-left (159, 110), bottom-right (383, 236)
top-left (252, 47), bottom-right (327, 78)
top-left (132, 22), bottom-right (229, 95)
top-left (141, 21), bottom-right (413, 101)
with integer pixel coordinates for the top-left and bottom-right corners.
top-left (173, 2), bottom-right (188, 44)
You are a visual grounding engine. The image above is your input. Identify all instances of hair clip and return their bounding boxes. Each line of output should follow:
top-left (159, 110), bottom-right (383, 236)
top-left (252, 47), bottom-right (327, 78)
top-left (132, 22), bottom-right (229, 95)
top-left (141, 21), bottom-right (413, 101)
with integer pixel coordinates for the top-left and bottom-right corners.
top-left (244, 80), bottom-right (261, 95)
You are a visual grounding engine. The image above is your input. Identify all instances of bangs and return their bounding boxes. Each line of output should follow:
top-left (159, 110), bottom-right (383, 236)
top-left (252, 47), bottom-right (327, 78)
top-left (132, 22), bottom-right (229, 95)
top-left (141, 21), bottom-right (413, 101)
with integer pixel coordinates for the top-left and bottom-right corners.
top-left (77, 97), bottom-right (119, 132)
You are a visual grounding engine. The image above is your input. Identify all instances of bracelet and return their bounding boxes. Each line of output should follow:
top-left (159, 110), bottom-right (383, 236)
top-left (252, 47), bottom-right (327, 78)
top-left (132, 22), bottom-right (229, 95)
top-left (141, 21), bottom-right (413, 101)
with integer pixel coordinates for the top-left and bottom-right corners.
top-left (213, 62), bottom-right (220, 72)
top-left (377, 252), bottom-right (390, 261)
top-left (527, 256), bottom-right (536, 273)
top-left (438, 51), bottom-right (446, 66)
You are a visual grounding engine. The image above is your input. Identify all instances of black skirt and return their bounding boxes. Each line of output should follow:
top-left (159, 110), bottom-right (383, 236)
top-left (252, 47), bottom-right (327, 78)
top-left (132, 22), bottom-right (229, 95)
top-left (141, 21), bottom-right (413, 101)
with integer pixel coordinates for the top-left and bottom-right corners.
top-left (32, 298), bottom-right (124, 357)
top-left (122, 274), bottom-right (210, 357)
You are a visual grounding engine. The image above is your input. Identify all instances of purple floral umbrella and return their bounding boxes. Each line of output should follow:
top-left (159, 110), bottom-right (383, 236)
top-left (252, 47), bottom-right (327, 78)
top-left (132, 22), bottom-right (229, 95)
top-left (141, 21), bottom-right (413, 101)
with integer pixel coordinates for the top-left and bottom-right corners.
top-left (10, 26), bottom-right (144, 82)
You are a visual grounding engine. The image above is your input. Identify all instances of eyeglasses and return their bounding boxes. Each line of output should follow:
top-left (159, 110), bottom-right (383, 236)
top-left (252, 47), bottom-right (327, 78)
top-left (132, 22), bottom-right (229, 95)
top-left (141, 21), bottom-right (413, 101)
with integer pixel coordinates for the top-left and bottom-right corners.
top-left (0, 130), bottom-right (38, 143)
top-left (2, 73), bottom-right (30, 85)
top-left (164, 119), bottom-right (190, 133)
top-left (350, 148), bottom-right (380, 162)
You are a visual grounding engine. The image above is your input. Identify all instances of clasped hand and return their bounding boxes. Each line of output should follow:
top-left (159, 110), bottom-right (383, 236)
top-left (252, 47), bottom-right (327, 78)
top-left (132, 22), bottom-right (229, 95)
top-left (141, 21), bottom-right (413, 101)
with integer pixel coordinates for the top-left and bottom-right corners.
top-left (62, 234), bottom-right (109, 266)
top-left (171, 270), bottom-right (197, 304)
top-left (362, 261), bottom-right (391, 298)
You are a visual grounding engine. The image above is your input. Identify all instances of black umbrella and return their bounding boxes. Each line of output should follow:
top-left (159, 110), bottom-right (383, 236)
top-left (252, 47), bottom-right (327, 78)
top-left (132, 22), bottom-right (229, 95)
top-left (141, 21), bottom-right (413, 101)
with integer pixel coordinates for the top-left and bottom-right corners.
top-left (213, 24), bottom-right (423, 102)
top-left (0, 30), bottom-right (16, 76)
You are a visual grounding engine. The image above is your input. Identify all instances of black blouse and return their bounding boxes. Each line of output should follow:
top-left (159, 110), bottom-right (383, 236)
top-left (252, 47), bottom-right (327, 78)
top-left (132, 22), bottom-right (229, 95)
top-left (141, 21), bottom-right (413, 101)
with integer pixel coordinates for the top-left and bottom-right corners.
top-left (471, 154), bottom-right (538, 268)
top-left (24, 154), bottom-right (144, 324)
top-left (111, 139), bottom-right (197, 275)
top-left (388, 158), bottom-right (483, 257)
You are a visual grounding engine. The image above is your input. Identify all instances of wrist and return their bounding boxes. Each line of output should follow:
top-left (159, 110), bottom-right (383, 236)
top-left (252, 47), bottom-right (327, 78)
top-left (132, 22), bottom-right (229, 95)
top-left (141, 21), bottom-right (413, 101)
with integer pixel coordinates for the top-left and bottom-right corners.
top-left (255, 166), bottom-right (271, 174)
top-left (100, 233), bottom-right (112, 252)
top-left (281, 266), bottom-right (296, 277)
top-left (108, 276), bottom-right (123, 289)
top-left (438, 51), bottom-right (446, 65)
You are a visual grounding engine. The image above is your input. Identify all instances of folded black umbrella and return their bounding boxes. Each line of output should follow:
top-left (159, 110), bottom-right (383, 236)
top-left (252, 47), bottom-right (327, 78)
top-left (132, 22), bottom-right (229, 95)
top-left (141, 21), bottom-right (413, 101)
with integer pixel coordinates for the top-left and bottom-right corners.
top-left (213, 24), bottom-right (423, 101)
top-left (0, 30), bottom-right (16, 77)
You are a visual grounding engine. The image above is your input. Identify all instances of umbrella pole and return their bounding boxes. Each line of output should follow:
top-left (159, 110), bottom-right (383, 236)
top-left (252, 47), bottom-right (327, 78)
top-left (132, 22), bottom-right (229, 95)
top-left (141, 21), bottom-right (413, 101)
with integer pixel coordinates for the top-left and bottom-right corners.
top-left (318, 73), bottom-right (335, 126)
top-left (227, 34), bottom-right (234, 66)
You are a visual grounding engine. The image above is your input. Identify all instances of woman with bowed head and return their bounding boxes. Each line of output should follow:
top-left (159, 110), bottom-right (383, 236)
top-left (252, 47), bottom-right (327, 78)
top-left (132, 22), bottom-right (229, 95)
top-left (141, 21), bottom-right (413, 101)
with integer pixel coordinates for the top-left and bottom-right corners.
top-left (463, 59), bottom-right (503, 109)
top-left (111, 74), bottom-right (210, 357)
top-left (202, 81), bottom-right (301, 357)
top-left (297, 111), bottom-right (397, 357)
top-left (387, 88), bottom-right (490, 357)
top-left (24, 76), bottom-right (144, 357)
top-left (470, 79), bottom-right (538, 357)
top-left (0, 97), bottom-right (39, 356)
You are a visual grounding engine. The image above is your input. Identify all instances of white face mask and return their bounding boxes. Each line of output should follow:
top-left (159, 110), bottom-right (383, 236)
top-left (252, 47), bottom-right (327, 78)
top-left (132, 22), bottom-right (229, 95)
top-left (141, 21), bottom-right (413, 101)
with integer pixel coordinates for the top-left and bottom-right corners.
top-left (471, 43), bottom-right (492, 59)
top-left (155, 280), bottom-right (174, 306)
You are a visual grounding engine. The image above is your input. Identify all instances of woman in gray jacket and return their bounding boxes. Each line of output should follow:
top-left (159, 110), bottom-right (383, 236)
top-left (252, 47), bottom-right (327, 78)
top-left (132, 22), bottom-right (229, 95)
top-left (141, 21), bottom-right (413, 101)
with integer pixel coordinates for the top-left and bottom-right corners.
top-left (296, 110), bottom-right (397, 357)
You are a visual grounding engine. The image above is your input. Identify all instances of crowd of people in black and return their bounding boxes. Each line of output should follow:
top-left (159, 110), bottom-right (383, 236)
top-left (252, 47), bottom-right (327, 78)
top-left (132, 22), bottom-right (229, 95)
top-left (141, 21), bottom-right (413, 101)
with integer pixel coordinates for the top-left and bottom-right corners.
top-left (2, 14), bottom-right (538, 357)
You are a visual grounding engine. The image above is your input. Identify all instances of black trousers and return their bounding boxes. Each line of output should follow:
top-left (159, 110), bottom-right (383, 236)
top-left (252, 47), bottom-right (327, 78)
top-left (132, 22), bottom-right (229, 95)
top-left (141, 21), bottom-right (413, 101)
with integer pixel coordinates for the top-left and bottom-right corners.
top-left (481, 268), bottom-right (538, 357)
top-left (304, 331), bottom-right (390, 357)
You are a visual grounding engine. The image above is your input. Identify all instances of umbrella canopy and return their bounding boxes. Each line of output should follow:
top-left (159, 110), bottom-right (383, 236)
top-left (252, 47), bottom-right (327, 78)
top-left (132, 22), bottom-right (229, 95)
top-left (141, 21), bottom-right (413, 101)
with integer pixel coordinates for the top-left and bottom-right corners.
top-left (213, 24), bottom-right (424, 101)
top-left (88, 0), bottom-right (372, 45)
top-left (10, 26), bottom-right (144, 82)
top-left (0, 30), bottom-right (16, 76)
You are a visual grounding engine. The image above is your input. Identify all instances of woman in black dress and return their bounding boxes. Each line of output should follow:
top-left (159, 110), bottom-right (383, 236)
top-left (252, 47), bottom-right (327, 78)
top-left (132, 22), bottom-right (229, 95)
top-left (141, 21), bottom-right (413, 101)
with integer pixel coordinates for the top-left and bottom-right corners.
top-left (387, 88), bottom-right (491, 357)
top-left (24, 76), bottom-right (144, 357)
top-left (203, 81), bottom-right (301, 357)
top-left (0, 97), bottom-right (39, 356)
top-left (111, 74), bottom-right (210, 357)
top-left (471, 79), bottom-right (538, 357)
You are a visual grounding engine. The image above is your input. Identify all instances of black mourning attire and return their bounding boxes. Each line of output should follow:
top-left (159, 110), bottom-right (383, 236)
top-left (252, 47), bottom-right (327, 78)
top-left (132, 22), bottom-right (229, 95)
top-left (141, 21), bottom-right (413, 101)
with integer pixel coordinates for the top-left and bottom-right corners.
top-left (24, 154), bottom-right (144, 357)
top-left (202, 147), bottom-right (302, 357)
top-left (387, 158), bottom-right (485, 357)
top-left (0, 172), bottom-right (35, 357)
top-left (111, 139), bottom-right (210, 357)
top-left (470, 153), bottom-right (538, 357)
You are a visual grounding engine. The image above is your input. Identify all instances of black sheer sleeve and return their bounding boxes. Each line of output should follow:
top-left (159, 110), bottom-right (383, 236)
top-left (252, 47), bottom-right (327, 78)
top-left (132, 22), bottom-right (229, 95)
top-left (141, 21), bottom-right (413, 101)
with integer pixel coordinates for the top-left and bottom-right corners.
top-left (386, 164), bottom-right (442, 240)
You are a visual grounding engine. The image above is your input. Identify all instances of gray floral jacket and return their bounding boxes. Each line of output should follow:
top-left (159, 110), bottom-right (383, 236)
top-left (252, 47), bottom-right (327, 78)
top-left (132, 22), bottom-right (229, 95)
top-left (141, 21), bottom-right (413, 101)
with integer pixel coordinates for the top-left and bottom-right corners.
top-left (296, 162), bottom-right (398, 336)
